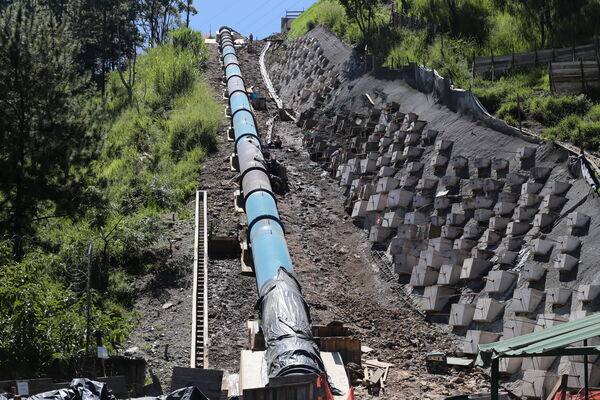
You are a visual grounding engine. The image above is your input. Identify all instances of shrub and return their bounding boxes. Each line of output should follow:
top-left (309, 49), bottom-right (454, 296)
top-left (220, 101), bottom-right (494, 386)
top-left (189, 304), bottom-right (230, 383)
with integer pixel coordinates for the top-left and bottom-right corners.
top-left (587, 104), bottom-right (600, 122)
top-left (530, 95), bottom-right (592, 125)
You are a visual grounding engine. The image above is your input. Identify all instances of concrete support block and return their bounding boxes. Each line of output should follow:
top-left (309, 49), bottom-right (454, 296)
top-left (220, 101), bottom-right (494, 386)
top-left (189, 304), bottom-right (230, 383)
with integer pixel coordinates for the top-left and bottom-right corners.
top-left (428, 215), bottom-right (446, 227)
top-left (351, 200), bottom-right (368, 219)
top-left (532, 238), bottom-right (554, 256)
top-left (437, 264), bottom-right (463, 285)
top-left (447, 213), bottom-right (466, 226)
top-left (387, 188), bottom-right (414, 209)
top-left (517, 146), bottom-right (536, 160)
top-left (541, 194), bottom-right (567, 210)
top-left (490, 217), bottom-right (511, 231)
top-left (463, 330), bottom-right (500, 354)
top-left (423, 129), bottom-right (438, 142)
top-left (473, 298), bottom-right (505, 323)
top-left (498, 192), bottom-right (519, 203)
top-left (475, 197), bottom-right (495, 209)
top-left (376, 177), bottom-right (399, 193)
top-left (463, 223), bottom-right (483, 239)
top-left (431, 154), bottom-right (449, 168)
top-left (396, 224), bottom-right (419, 240)
top-left (390, 150), bottom-right (404, 164)
top-left (533, 213), bottom-right (556, 228)
top-left (499, 358), bottom-right (522, 374)
top-left (468, 178), bottom-right (485, 192)
top-left (496, 249), bottom-right (517, 265)
top-left (576, 284), bottom-right (600, 302)
top-left (449, 303), bottom-right (476, 327)
top-left (520, 370), bottom-right (557, 398)
top-left (450, 155), bottom-right (468, 169)
top-left (366, 193), bottom-right (388, 212)
top-left (402, 146), bottom-right (424, 160)
top-left (484, 179), bottom-right (504, 192)
top-left (441, 175), bottom-right (461, 188)
top-left (519, 194), bottom-right (543, 207)
top-left (567, 212), bottom-right (590, 230)
top-left (393, 254), bottom-right (417, 275)
top-left (360, 158), bottom-right (377, 174)
top-left (531, 167), bottom-right (551, 181)
top-left (462, 197), bottom-right (477, 211)
top-left (547, 181), bottom-right (571, 195)
top-left (441, 225), bottom-right (463, 239)
top-left (378, 166), bottom-right (396, 178)
top-left (454, 238), bottom-right (477, 251)
top-left (474, 158), bottom-right (491, 169)
top-left (510, 288), bottom-right (544, 313)
top-left (502, 236), bottom-right (524, 251)
top-left (418, 249), bottom-right (446, 269)
top-left (494, 202), bottom-right (517, 216)
top-left (368, 225), bottom-right (393, 243)
top-left (506, 221), bottom-right (532, 236)
top-left (460, 258), bottom-right (492, 279)
top-left (481, 229), bottom-right (503, 245)
top-left (474, 208), bottom-right (494, 222)
top-left (376, 155), bottom-right (391, 168)
top-left (557, 235), bottom-right (581, 254)
top-left (535, 313), bottom-right (569, 331)
top-left (514, 206), bottom-right (537, 221)
top-left (472, 248), bottom-right (494, 260)
top-left (521, 182), bottom-right (544, 195)
top-left (492, 159), bottom-right (509, 170)
top-left (429, 237), bottom-right (454, 252)
top-left (417, 177), bottom-right (439, 191)
top-left (522, 356), bottom-right (557, 371)
top-left (506, 172), bottom-right (527, 185)
top-left (484, 270), bottom-right (517, 294)
top-left (553, 253), bottom-right (579, 271)
top-left (405, 211), bottom-right (427, 226)
top-left (340, 171), bottom-right (355, 187)
top-left (404, 132), bottom-right (421, 145)
top-left (434, 197), bottom-right (452, 211)
top-left (522, 263), bottom-right (546, 281)
top-left (566, 362), bottom-right (600, 388)
top-left (406, 161), bottom-right (424, 173)
top-left (435, 139), bottom-right (453, 152)
top-left (381, 210), bottom-right (405, 228)
top-left (503, 316), bottom-right (536, 340)
top-left (422, 285), bottom-right (455, 312)
top-left (546, 288), bottom-right (572, 305)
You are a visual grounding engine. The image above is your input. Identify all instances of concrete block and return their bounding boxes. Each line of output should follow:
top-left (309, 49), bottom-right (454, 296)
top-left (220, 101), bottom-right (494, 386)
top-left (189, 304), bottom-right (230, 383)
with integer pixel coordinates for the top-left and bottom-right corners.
top-left (484, 270), bottom-right (518, 294)
top-left (481, 229), bottom-right (503, 245)
top-left (396, 224), bottom-right (419, 240)
top-left (547, 181), bottom-right (571, 195)
top-left (553, 253), bottom-right (579, 271)
top-left (454, 238), bottom-right (477, 251)
top-left (472, 248), bottom-right (494, 260)
top-left (510, 288), bottom-right (544, 313)
top-left (429, 237), bottom-right (454, 252)
top-left (473, 298), bottom-right (505, 323)
top-left (522, 263), bottom-right (546, 281)
top-left (450, 155), bottom-right (468, 169)
top-left (514, 206), bottom-right (537, 221)
top-left (446, 249), bottom-right (471, 266)
top-left (428, 215), bottom-right (446, 227)
top-left (521, 182), bottom-right (544, 194)
top-left (506, 172), bottom-right (527, 185)
top-left (416, 177), bottom-right (439, 191)
top-left (519, 194), bottom-right (543, 207)
top-left (576, 285), bottom-right (600, 302)
top-left (351, 200), bottom-right (368, 219)
top-left (441, 225), bottom-right (463, 239)
top-left (368, 225), bottom-right (393, 243)
top-left (517, 146), bottom-right (536, 160)
top-left (468, 178), bottom-right (485, 192)
top-left (393, 130), bottom-right (407, 142)
top-left (475, 197), bottom-right (495, 209)
top-left (400, 175), bottom-right (419, 188)
top-left (393, 254), bottom-right (417, 275)
top-left (434, 197), bottom-right (452, 211)
top-left (447, 213), bottom-right (466, 226)
top-left (463, 330), bottom-right (500, 354)
top-left (503, 316), bottom-right (536, 340)
top-left (520, 370), bottom-right (557, 398)
top-left (413, 195), bottom-right (433, 208)
top-left (492, 159), bottom-right (509, 170)
top-left (431, 154), bottom-right (449, 167)
top-left (449, 303), bottom-right (476, 327)
top-left (460, 258), bottom-right (492, 279)
top-left (532, 238), bottom-right (554, 256)
top-left (406, 161), bottom-right (424, 173)
top-left (490, 217), bottom-right (511, 231)
top-left (463, 223), bottom-right (483, 239)
top-left (405, 211), bottom-right (427, 226)
top-left (377, 166), bottom-right (396, 177)
top-left (502, 236), bottom-right (524, 251)
top-left (557, 235), bottom-right (581, 254)
top-left (422, 285), bottom-right (455, 312)
top-left (567, 212), bottom-right (590, 229)
top-left (566, 362), bottom-right (600, 388)
top-left (435, 139), bottom-right (453, 151)
top-left (423, 129), bottom-right (438, 142)
top-left (494, 201), bottom-right (517, 216)
top-left (499, 358), bottom-right (522, 374)
top-left (376, 177), bottom-right (399, 193)
top-left (474, 158), bottom-right (491, 169)
top-left (541, 194), bottom-right (567, 210)
top-left (419, 249), bottom-right (447, 269)
top-left (390, 150), bottom-right (404, 163)
top-left (483, 179), bottom-right (504, 192)
top-left (531, 167), bottom-right (551, 181)
top-left (506, 221), bottom-right (532, 236)
top-left (387, 142), bottom-right (404, 154)
top-left (366, 193), bottom-right (388, 212)
top-left (360, 158), bottom-right (377, 174)
top-left (381, 210), bottom-right (405, 228)
top-left (387, 188), bottom-right (414, 209)
top-left (462, 197), bottom-right (477, 211)
top-left (546, 288), bottom-right (572, 305)
top-left (441, 175), bottom-right (461, 188)
top-left (410, 120), bottom-right (427, 133)
top-left (496, 249), bottom-right (517, 265)
top-left (498, 192), bottom-right (520, 203)
top-left (533, 213), bottom-right (556, 228)
top-left (340, 170), bottom-right (355, 187)
top-left (437, 264), bottom-right (463, 285)
top-left (474, 208), bottom-right (494, 222)
top-left (404, 132), bottom-right (421, 145)
top-left (402, 146), bottom-right (424, 159)
top-left (376, 155), bottom-right (391, 168)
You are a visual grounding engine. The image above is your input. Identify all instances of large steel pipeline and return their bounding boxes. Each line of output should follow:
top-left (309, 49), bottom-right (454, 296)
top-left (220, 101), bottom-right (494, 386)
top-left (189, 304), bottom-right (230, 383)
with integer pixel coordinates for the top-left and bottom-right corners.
top-left (217, 27), bottom-right (325, 378)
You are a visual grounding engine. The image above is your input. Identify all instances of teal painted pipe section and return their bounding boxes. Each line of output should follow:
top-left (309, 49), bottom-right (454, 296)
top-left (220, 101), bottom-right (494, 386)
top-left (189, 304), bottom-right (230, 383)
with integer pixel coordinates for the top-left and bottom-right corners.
top-left (249, 219), bottom-right (293, 289)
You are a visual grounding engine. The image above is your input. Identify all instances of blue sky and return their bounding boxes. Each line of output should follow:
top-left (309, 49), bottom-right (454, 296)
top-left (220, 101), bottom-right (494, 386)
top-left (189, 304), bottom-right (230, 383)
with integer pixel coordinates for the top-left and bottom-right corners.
top-left (189, 0), bottom-right (319, 39)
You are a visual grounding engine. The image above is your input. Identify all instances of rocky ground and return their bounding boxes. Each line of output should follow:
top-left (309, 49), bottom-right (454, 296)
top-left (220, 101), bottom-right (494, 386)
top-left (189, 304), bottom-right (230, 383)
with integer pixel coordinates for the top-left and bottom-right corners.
top-left (126, 40), bottom-right (495, 399)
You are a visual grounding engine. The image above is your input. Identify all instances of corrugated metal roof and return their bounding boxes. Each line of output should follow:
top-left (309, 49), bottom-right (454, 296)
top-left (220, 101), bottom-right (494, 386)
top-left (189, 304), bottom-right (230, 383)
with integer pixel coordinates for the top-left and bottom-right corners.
top-left (476, 313), bottom-right (600, 367)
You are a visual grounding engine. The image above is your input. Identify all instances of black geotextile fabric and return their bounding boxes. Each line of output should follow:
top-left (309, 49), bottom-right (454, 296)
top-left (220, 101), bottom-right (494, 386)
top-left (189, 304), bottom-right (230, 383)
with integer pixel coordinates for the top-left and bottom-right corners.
top-left (257, 267), bottom-right (325, 378)
top-left (15, 380), bottom-right (208, 400)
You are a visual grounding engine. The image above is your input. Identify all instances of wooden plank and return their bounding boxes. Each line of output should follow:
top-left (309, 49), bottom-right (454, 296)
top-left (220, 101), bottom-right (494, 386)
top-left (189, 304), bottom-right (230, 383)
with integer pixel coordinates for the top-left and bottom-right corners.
top-left (97, 376), bottom-right (128, 394)
top-left (319, 337), bottom-right (361, 365)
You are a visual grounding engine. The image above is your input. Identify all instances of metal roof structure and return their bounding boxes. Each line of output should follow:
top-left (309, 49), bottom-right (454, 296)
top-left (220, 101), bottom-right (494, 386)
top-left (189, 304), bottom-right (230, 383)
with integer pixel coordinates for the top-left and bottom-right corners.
top-left (476, 313), bottom-right (600, 400)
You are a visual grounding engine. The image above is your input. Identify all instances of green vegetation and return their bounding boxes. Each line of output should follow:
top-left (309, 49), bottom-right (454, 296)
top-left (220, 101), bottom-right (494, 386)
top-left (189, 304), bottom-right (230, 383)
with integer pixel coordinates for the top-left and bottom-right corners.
top-left (0, 0), bottom-right (220, 378)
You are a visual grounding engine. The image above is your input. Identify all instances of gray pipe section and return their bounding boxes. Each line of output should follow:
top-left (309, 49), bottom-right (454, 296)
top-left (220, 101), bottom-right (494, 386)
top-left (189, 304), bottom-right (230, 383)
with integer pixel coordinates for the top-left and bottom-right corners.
top-left (217, 26), bottom-right (325, 379)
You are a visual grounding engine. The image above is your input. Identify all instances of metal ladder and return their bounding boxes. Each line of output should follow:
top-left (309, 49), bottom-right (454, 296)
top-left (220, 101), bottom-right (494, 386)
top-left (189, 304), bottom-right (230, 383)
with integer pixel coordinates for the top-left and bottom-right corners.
top-left (191, 190), bottom-right (208, 368)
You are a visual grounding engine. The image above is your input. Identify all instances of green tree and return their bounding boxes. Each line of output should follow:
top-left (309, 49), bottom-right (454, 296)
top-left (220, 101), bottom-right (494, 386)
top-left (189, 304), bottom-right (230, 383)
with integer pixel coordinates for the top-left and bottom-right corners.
top-left (0, 1), bottom-right (95, 259)
top-left (338, 0), bottom-right (382, 41)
